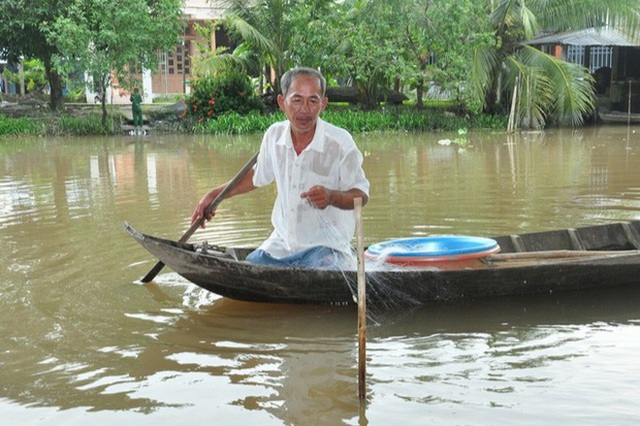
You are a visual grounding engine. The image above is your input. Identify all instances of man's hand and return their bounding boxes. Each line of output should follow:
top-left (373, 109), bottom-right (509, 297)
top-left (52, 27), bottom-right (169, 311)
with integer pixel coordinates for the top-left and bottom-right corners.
top-left (191, 190), bottom-right (219, 228)
top-left (301, 185), bottom-right (332, 209)
top-left (301, 186), bottom-right (368, 210)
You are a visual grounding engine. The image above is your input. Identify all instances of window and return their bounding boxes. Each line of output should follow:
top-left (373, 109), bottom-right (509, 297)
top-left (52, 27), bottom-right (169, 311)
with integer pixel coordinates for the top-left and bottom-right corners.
top-left (566, 45), bottom-right (613, 72)
top-left (159, 42), bottom-right (190, 75)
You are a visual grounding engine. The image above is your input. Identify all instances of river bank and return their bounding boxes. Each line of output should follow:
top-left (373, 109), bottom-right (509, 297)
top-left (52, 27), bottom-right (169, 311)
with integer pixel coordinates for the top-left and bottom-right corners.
top-left (0, 99), bottom-right (508, 137)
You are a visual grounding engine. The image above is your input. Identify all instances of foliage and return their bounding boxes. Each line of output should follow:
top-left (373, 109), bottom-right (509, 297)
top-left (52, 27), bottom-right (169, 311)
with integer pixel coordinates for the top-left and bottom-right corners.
top-left (47, 0), bottom-right (184, 126)
top-left (0, 115), bottom-right (42, 136)
top-left (190, 21), bottom-right (250, 78)
top-left (404, 0), bottom-right (494, 112)
top-left (0, 0), bottom-right (73, 109)
top-left (329, 0), bottom-right (493, 111)
top-left (298, 0), bottom-right (407, 110)
top-left (221, 0), bottom-right (335, 97)
top-left (1, 105), bottom-right (506, 136)
top-left (287, 0), bottom-right (493, 112)
top-left (469, 0), bottom-right (640, 129)
top-left (2, 59), bottom-right (48, 93)
top-left (182, 69), bottom-right (264, 124)
top-left (56, 114), bottom-right (110, 135)
top-left (190, 107), bottom-right (506, 135)
top-left (221, 0), bottom-right (289, 96)
top-left (221, 0), bottom-right (639, 124)
top-left (0, 112), bottom-right (115, 136)
top-left (63, 87), bottom-right (88, 103)
top-left (194, 111), bottom-right (282, 134)
top-left (322, 109), bottom-right (506, 133)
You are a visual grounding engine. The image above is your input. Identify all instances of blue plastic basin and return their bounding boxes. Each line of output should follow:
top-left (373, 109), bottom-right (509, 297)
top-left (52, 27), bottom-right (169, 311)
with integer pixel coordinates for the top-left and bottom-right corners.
top-left (365, 235), bottom-right (500, 266)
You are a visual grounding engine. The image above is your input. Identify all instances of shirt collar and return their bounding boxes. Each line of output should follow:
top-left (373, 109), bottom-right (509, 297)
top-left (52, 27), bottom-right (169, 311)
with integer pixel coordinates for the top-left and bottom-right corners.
top-left (277, 118), bottom-right (326, 153)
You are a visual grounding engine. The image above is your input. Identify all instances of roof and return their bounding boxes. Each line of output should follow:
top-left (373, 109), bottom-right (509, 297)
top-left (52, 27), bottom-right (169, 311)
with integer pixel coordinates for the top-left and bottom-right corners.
top-left (526, 27), bottom-right (640, 47)
top-left (183, 0), bottom-right (226, 20)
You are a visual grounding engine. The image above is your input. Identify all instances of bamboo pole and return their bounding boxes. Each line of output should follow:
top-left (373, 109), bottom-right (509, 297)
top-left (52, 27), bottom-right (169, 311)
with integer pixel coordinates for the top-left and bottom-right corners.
top-left (628, 80), bottom-right (632, 126)
top-left (354, 197), bottom-right (366, 401)
top-left (484, 249), bottom-right (638, 262)
top-left (507, 76), bottom-right (519, 133)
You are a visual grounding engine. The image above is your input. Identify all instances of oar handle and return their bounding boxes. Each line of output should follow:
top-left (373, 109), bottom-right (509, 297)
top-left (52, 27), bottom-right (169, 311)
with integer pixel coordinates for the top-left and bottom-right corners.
top-left (179, 151), bottom-right (259, 242)
top-left (140, 151), bottom-right (259, 282)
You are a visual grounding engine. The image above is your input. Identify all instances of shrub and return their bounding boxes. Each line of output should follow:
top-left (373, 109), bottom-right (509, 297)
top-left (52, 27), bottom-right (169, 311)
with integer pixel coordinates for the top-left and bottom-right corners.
top-left (183, 69), bottom-right (264, 124)
top-left (0, 115), bottom-right (41, 136)
top-left (195, 111), bottom-right (284, 134)
top-left (56, 114), bottom-right (109, 135)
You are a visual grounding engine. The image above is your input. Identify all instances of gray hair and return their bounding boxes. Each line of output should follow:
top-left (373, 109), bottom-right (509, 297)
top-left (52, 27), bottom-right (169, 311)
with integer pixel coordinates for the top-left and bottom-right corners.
top-left (280, 67), bottom-right (326, 97)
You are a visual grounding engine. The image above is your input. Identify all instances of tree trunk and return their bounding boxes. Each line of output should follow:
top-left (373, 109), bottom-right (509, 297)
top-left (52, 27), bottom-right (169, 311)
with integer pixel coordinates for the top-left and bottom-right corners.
top-left (44, 60), bottom-right (64, 110)
top-left (415, 59), bottom-right (427, 110)
top-left (98, 75), bottom-right (109, 128)
top-left (325, 86), bottom-right (407, 105)
top-left (101, 95), bottom-right (108, 128)
top-left (415, 79), bottom-right (424, 110)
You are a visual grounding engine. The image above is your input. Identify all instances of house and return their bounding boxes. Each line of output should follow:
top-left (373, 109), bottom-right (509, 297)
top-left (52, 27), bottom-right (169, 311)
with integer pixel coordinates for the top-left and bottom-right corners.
top-left (90, 0), bottom-right (231, 105)
top-left (527, 26), bottom-right (640, 115)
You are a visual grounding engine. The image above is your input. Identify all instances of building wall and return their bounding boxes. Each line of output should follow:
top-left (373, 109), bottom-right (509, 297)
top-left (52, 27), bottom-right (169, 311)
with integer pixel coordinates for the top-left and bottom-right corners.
top-left (152, 40), bottom-right (192, 97)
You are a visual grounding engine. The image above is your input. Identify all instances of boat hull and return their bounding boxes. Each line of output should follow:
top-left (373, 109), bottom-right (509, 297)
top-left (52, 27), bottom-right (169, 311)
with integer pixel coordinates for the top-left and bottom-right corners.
top-left (125, 221), bottom-right (640, 305)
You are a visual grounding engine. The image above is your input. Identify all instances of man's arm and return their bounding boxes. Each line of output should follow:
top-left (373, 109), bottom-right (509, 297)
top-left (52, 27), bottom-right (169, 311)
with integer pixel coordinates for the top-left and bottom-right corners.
top-left (301, 186), bottom-right (368, 210)
top-left (191, 168), bottom-right (257, 228)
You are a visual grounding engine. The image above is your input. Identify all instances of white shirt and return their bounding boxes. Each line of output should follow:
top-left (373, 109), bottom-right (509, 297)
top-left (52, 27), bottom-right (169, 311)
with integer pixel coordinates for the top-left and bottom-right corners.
top-left (252, 117), bottom-right (370, 258)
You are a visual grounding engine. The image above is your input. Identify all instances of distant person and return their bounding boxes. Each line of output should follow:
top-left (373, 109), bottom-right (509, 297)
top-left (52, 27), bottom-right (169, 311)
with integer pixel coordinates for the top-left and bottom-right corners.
top-left (130, 88), bottom-right (143, 134)
top-left (191, 67), bottom-right (370, 268)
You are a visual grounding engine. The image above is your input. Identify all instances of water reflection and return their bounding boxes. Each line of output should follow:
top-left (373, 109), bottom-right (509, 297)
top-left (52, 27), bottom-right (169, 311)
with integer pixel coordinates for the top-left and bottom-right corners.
top-left (1, 129), bottom-right (640, 424)
top-left (8, 280), bottom-right (635, 425)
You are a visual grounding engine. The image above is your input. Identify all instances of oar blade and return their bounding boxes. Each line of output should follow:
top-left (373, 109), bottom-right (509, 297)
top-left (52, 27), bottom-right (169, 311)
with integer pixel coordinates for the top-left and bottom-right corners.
top-left (140, 260), bottom-right (165, 283)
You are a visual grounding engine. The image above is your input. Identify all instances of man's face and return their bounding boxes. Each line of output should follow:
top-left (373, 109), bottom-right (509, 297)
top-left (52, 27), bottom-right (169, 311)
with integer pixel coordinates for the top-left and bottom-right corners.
top-left (278, 75), bottom-right (328, 135)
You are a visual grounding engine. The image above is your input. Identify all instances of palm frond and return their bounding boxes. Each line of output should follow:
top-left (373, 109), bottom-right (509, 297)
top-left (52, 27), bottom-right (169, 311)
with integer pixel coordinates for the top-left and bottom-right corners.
top-left (490, 0), bottom-right (539, 39)
top-left (224, 13), bottom-right (278, 61)
top-left (505, 53), bottom-right (553, 129)
top-left (531, 0), bottom-right (640, 32)
top-left (469, 45), bottom-right (501, 106)
top-left (519, 45), bottom-right (594, 127)
top-left (193, 50), bottom-right (253, 76)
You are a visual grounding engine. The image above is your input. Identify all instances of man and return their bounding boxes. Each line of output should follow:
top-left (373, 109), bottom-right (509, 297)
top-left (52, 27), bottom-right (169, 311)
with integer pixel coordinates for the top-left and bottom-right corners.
top-left (191, 67), bottom-right (369, 268)
top-left (129, 88), bottom-right (143, 134)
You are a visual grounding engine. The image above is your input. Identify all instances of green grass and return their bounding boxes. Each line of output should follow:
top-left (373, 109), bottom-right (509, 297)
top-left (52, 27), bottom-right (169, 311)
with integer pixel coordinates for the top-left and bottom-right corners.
top-left (188, 108), bottom-right (507, 135)
top-left (0, 113), bottom-right (115, 137)
top-left (1, 104), bottom-right (507, 137)
top-left (56, 114), bottom-right (111, 135)
top-left (0, 115), bottom-right (43, 136)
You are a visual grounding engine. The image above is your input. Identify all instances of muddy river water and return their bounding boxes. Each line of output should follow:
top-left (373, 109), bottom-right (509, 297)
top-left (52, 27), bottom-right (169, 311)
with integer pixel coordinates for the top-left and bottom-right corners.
top-left (1, 126), bottom-right (640, 425)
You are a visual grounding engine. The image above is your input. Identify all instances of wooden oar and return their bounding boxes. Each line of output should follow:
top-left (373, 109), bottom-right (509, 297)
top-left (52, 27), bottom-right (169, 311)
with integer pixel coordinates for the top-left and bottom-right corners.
top-left (484, 249), bottom-right (639, 262)
top-left (140, 151), bottom-right (259, 283)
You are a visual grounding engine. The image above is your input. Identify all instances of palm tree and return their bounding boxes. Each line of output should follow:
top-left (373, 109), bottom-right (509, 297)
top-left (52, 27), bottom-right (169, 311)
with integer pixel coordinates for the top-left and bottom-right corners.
top-left (218, 0), bottom-right (333, 98)
top-left (470, 0), bottom-right (640, 129)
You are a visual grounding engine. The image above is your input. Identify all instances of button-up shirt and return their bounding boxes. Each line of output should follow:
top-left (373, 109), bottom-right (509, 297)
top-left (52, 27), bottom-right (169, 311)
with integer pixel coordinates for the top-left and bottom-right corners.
top-left (252, 118), bottom-right (370, 258)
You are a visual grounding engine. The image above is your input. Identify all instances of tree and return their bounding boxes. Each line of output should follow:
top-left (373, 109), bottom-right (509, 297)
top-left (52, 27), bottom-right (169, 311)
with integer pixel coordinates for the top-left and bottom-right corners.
top-left (469, 0), bottom-right (640, 129)
top-left (48, 0), bottom-right (184, 126)
top-left (0, 0), bottom-right (73, 110)
top-left (221, 0), bottom-right (294, 97)
top-left (387, 0), bottom-right (494, 111)
top-left (289, 0), bottom-right (409, 109)
top-left (292, 0), bottom-right (492, 111)
top-left (221, 0), bottom-right (335, 98)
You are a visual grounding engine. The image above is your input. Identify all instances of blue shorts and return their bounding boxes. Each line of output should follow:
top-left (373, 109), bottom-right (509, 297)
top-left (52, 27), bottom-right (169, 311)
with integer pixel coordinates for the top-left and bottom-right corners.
top-left (246, 246), bottom-right (351, 269)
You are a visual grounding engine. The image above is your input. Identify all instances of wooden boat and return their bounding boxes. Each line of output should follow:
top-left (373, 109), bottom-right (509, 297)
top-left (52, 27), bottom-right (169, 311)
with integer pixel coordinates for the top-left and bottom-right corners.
top-left (124, 221), bottom-right (640, 305)
top-left (598, 110), bottom-right (640, 124)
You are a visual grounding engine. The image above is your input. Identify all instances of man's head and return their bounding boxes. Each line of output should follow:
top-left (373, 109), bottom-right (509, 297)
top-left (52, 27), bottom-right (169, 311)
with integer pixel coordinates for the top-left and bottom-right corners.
top-left (278, 68), bottom-right (329, 138)
top-left (280, 67), bottom-right (326, 98)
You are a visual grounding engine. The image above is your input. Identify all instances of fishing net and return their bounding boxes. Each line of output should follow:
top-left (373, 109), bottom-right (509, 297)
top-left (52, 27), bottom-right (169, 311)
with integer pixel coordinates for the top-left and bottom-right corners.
top-left (304, 202), bottom-right (424, 323)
